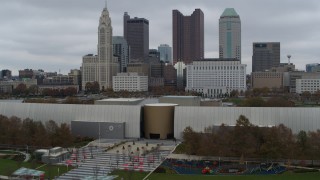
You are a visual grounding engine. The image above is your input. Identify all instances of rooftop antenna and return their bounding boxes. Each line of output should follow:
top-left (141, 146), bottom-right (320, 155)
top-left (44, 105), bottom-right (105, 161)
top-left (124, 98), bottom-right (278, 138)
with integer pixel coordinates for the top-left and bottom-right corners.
top-left (287, 55), bottom-right (291, 64)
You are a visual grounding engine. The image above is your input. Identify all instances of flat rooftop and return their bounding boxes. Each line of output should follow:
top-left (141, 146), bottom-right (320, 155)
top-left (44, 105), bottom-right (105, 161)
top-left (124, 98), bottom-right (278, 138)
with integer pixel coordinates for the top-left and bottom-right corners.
top-left (161, 96), bottom-right (198, 99)
top-left (97, 98), bottom-right (143, 102)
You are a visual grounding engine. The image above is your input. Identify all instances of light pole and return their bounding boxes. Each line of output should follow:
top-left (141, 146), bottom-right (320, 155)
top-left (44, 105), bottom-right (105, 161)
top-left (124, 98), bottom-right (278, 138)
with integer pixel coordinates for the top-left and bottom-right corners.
top-left (116, 150), bottom-right (119, 168)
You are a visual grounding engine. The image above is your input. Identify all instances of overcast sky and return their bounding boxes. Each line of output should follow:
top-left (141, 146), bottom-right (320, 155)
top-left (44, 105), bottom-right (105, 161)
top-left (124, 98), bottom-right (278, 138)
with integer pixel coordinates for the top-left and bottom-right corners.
top-left (1, 0), bottom-right (320, 75)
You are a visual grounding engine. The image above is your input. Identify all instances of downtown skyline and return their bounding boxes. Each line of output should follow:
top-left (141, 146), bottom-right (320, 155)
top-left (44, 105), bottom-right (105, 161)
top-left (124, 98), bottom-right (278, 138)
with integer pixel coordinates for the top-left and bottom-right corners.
top-left (1, 0), bottom-right (320, 75)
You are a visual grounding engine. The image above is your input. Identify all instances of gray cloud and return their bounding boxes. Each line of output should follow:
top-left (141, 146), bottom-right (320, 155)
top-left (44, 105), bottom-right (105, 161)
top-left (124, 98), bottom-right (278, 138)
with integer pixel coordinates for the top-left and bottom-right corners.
top-left (1, 0), bottom-right (320, 75)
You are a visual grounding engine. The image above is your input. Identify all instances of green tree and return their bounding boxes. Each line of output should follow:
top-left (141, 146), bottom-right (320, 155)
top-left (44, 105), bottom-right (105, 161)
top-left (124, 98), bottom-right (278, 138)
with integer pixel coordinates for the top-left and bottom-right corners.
top-left (265, 97), bottom-right (294, 107)
top-left (13, 83), bottom-right (28, 96)
top-left (231, 115), bottom-right (255, 157)
top-left (313, 90), bottom-right (320, 104)
top-left (230, 90), bottom-right (239, 97)
top-left (28, 85), bottom-right (39, 95)
top-left (236, 115), bottom-right (252, 127)
top-left (297, 130), bottom-right (308, 152)
top-left (182, 127), bottom-right (200, 155)
top-left (64, 87), bottom-right (77, 96)
top-left (85, 81), bottom-right (100, 94)
top-left (45, 120), bottom-right (59, 146)
top-left (301, 91), bottom-right (311, 103)
top-left (261, 87), bottom-right (270, 96)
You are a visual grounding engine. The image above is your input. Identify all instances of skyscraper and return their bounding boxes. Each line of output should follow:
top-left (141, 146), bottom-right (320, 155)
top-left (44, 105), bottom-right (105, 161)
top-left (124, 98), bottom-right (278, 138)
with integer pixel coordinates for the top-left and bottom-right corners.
top-left (123, 12), bottom-right (149, 62)
top-left (82, 4), bottom-right (118, 90)
top-left (123, 12), bottom-right (130, 39)
top-left (306, 63), bottom-right (320, 73)
top-left (219, 8), bottom-right (241, 61)
top-left (252, 42), bottom-right (280, 72)
top-left (172, 9), bottom-right (204, 64)
top-left (158, 44), bottom-right (172, 63)
top-left (113, 36), bottom-right (130, 72)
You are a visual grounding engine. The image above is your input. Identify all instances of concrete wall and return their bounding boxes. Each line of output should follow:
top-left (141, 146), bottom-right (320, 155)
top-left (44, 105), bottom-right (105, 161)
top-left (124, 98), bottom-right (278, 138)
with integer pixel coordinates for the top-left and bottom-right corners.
top-left (174, 106), bottom-right (320, 139)
top-left (0, 102), bottom-right (141, 138)
top-left (2, 102), bottom-right (320, 141)
top-left (71, 121), bottom-right (125, 139)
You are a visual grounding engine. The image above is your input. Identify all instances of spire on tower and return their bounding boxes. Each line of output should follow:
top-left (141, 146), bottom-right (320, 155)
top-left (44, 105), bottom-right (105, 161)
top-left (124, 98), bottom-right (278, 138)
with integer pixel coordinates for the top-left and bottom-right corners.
top-left (105, 0), bottom-right (108, 9)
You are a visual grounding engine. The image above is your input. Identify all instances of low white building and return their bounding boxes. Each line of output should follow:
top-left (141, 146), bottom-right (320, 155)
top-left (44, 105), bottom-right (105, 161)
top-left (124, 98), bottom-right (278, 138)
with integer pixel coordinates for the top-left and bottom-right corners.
top-left (296, 79), bottom-right (320, 94)
top-left (186, 59), bottom-right (246, 97)
top-left (113, 73), bottom-right (148, 92)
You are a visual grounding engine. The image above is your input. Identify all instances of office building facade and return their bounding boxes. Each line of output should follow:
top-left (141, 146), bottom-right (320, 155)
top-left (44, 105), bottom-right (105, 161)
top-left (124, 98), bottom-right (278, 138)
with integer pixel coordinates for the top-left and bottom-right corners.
top-left (306, 63), bottom-right (320, 73)
top-left (0, 69), bottom-right (12, 80)
top-left (113, 72), bottom-right (148, 92)
top-left (172, 9), bottom-right (204, 64)
top-left (296, 79), bottom-right (320, 94)
top-left (252, 42), bottom-right (280, 72)
top-left (283, 71), bottom-right (320, 93)
top-left (158, 44), bottom-right (172, 63)
top-left (123, 13), bottom-right (149, 62)
top-left (113, 36), bottom-right (130, 73)
top-left (186, 59), bottom-right (246, 97)
top-left (219, 8), bottom-right (241, 61)
top-left (251, 72), bottom-right (283, 89)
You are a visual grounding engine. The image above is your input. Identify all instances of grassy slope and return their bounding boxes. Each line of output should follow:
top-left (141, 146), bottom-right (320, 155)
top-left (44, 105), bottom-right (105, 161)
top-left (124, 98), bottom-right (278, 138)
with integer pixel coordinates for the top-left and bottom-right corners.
top-left (0, 159), bottom-right (72, 179)
top-left (149, 172), bottom-right (320, 180)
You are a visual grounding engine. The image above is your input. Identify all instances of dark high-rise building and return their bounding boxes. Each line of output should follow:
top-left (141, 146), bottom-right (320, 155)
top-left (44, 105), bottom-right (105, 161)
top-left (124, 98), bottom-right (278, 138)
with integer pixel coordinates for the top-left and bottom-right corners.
top-left (0, 69), bottom-right (12, 80)
top-left (164, 64), bottom-right (177, 87)
top-left (123, 12), bottom-right (149, 62)
top-left (123, 12), bottom-right (130, 39)
top-left (19, 69), bottom-right (34, 79)
top-left (172, 9), bottom-right (204, 64)
top-left (148, 49), bottom-right (160, 60)
top-left (252, 42), bottom-right (280, 72)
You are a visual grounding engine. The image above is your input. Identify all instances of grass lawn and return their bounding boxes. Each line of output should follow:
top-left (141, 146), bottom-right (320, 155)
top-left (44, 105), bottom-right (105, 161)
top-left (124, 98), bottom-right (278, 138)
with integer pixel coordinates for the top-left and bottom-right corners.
top-left (111, 170), bottom-right (320, 180)
top-left (111, 170), bottom-right (149, 180)
top-left (0, 159), bottom-right (73, 179)
top-left (0, 150), bottom-right (19, 154)
top-left (226, 98), bottom-right (244, 106)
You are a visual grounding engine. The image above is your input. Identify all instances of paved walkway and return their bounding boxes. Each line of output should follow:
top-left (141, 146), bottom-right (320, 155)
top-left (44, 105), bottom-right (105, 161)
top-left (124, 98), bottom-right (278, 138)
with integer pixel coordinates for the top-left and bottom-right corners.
top-left (57, 139), bottom-right (177, 179)
top-left (0, 175), bottom-right (9, 179)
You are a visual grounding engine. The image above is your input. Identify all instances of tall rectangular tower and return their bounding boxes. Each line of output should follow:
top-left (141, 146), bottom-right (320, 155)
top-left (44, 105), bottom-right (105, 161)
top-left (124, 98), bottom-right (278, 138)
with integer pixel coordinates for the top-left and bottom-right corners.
top-left (82, 5), bottom-right (118, 90)
top-left (219, 8), bottom-right (241, 61)
top-left (123, 13), bottom-right (149, 62)
top-left (123, 12), bottom-right (130, 39)
top-left (158, 44), bottom-right (172, 64)
top-left (97, 5), bottom-right (117, 89)
top-left (172, 9), bottom-right (204, 65)
top-left (252, 42), bottom-right (280, 72)
top-left (113, 36), bottom-right (130, 73)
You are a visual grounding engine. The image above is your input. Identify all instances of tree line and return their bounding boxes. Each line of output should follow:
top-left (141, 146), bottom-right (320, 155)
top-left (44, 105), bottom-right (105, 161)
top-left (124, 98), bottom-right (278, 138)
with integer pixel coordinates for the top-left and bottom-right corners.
top-left (10, 83), bottom-right (78, 97)
top-left (182, 115), bottom-right (320, 160)
top-left (0, 115), bottom-right (74, 148)
top-left (238, 97), bottom-right (294, 107)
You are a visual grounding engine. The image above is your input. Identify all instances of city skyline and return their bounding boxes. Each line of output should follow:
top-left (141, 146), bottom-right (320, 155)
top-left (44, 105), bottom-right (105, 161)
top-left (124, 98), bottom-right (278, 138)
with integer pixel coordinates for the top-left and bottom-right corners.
top-left (1, 0), bottom-right (320, 75)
